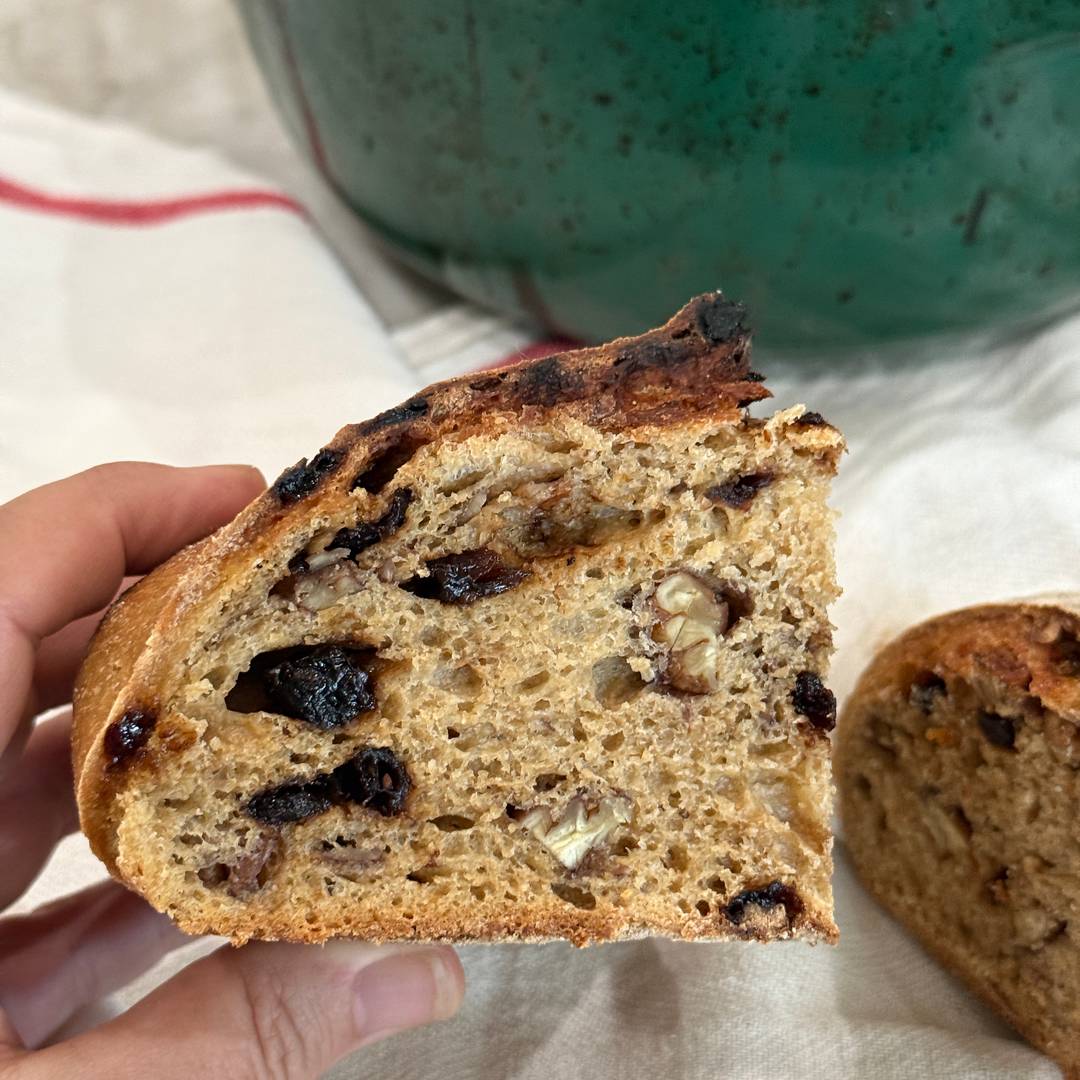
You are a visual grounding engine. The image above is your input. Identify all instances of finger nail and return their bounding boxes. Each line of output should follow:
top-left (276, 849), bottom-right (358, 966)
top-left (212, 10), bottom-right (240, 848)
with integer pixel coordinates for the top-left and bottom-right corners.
top-left (352, 950), bottom-right (462, 1042)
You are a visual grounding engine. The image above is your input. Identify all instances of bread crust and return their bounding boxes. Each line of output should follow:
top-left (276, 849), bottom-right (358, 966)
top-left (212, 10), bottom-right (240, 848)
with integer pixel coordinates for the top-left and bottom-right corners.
top-left (73, 293), bottom-right (841, 945)
top-left (837, 596), bottom-right (1080, 1074)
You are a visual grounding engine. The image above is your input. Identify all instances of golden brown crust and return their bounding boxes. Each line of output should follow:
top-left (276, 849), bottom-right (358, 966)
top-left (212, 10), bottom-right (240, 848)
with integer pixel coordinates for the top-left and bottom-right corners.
top-left (843, 598), bottom-right (1080, 726)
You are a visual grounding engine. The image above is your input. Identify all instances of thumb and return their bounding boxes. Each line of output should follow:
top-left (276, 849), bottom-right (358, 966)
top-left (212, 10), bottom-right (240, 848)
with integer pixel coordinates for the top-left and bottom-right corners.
top-left (31, 941), bottom-right (464, 1080)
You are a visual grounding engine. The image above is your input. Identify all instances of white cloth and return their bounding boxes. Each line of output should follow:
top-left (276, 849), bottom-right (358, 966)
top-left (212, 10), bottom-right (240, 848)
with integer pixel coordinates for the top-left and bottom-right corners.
top-left (3, 88), bottom-right (1077, 1079)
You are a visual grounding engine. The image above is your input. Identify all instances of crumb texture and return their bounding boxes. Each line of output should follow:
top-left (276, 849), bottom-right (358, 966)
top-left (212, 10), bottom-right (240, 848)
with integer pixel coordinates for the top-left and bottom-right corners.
top-left (838, 600), bottom-right (1080, 1076)
top-left (73, 296), bottom-right (842, 947)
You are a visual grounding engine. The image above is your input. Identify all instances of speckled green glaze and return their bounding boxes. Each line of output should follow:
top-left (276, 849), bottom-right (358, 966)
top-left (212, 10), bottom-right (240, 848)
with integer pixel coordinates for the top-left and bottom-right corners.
top-left (239, 1), bottom-right (1080, 349)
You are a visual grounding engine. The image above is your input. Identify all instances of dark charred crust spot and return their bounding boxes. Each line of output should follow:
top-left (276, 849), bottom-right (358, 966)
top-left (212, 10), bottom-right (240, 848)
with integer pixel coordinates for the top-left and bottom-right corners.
top-left (468, 370), bottom-right (512, 392)
top-left (793, 411), bottom-right (828, 427)
top-left (792, 671), bottom-right (837, 731)
top-left (272, 448), bottom-right (344, 504)
top-left (979, 712), bottom-right (1017, 749)
top-left (334, 747), bottom-right (412, 817)
top-left (246, 746), bottom-right (412, 826)
top-left (352, 437), bottom-right (426, 494)
top-left (746, 371), bottom-right (766, 382)
top-left (726, 881), bottom-right (804, 926)
top-left (358, 396), bottom-right (429, 435)
top-left (610, 340), bottom-right (692, 376)
top-left (261, 645), bottom-right (377, 729)
top-left (909, 672), bottom-right (947, 713)
top-left (104, 708), bottom-right (157, 768)
top-left (705, 470), bottom-right (775, 510)
top-left (330, 488), bottom-right (413, 559)
top-left (512, 356), bottom-right (586, 407)
top-left (401, 548), bottom-right (530, 604)
top-left (691, 295), bottom-right (749, 344)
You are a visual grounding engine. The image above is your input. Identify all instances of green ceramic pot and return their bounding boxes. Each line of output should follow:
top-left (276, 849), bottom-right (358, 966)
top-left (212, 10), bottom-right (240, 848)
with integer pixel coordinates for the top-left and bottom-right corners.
top-left (239, 1), bottom-right (1080, 349)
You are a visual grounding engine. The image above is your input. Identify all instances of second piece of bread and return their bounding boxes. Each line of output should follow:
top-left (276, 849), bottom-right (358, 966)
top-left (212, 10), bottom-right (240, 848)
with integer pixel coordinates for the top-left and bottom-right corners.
top-left (836, 596), bottom-right (1080, 1077)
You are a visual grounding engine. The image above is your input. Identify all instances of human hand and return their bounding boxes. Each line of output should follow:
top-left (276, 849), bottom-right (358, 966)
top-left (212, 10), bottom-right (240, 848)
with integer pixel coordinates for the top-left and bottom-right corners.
top-left (0, 463), bottom-right (464, 1078)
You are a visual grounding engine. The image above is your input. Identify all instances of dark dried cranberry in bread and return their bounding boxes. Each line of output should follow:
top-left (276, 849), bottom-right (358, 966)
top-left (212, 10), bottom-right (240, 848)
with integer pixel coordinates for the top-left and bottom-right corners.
top-left (334, 747), bottom-right (412, 817)
top-left (330, 488), bottom-right (413, 559)
top-left (726, 881), bottom-right (804, 925)
top-left (273, 448), bottom-right (343, 504)
top-left (104, 708), bottom-right (157, 768)
top-left (792, 671), bottom-right (837, 731)
top-left (247, 782), bottom-right (332, 825)
top-left (705, 471), bottom-right (774, 510)
top-left (401, 548), bottom-right (530, 604)
top-left (909, 672), bottom-right (947, 713)
top-left (978, 712), bottom-right (1016, 749)
top-left (262, 646), bottom-right (376, 729)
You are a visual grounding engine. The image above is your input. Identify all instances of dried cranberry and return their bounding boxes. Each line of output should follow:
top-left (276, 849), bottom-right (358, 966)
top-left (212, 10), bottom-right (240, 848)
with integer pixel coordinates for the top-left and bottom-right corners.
top-left (246, 782), bottom-right (332, 825)
top-left (725, 881), bottom-right (804, 925)
top-left (103, 708), bottom-right (156, 768)
top-left (705, 471), bottom-right (774, 510)
top-left (272, 448), bottom-right (343, 504)
top-left (792, 671), bottom-right (836, 731)
top-left (978, 712), bottom-right (1016, 749)
top-left (401, 548), bottom-right (530, 604)
top-left (334, 747), bottom-right (412, 817)
top-left (794, 411), bottom-right (828, 427)
top-left (262, 646), bottom-right (376, 729)
top-left (330, 488), bottom-right (413, 559)
top-left (909, 672), bottom-right (947, 713)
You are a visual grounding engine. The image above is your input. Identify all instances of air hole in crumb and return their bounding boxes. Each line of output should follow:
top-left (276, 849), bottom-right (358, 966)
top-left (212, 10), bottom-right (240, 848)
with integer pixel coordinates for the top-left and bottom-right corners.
top-left (178, 833), bottom-right (204, 847)
top-left (447, 727), bottom-right (460, 740)
top-left (585, 567), bottom-right (604, 580)
top-left (407, 867), bottom-right (447, 885)
top-left (434, 664), bottom-right (483, 699)
top-left (471, 885), bottom-right (487, 901)
top-left (518, 671), bottom-right (550, 692)
top-left (421, 626), bottom-right (447, 647)
top-left (289, 752), bottom-right (311, 765)
top-left (534, 698), bottom-right (552, 712)
top-left (612, 835), bottom-right (638, 856)
top-left (664, 845), bottom-right (689, 872)
top-left (551, 883), bottom-right (596, 909)
top-left (430, 815), bottom-right (475, 832)
top-left (592, 656), bottom-right (648, 708)
top-left (352, 437), bottom-right (425, 494)
top-left (696, 900), bottom-right (710, 917)
top-left (602, 731), bottom-right (625, 752)
top-left (572, 719), bottom-right (588, 741)
top-left (205, 666), bottom-right (230, 690)
top-left (439, 468), bottom-right (486, 495)
top-left (534, 772), bottom-right (566, 792)
top-left (707, 875), bottom-right (728, 895)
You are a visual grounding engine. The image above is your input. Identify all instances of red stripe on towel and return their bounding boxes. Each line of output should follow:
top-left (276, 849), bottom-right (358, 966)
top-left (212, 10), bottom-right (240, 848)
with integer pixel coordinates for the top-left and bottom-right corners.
top-left (0, 174), bottom-right (305, 227)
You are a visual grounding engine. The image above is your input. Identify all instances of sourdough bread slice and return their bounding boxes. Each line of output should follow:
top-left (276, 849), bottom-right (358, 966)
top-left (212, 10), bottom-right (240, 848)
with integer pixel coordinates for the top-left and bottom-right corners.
top-left (73, 294), bottom-right (843, 946)
top-left (837, 597), bottom-right (1080, 1076)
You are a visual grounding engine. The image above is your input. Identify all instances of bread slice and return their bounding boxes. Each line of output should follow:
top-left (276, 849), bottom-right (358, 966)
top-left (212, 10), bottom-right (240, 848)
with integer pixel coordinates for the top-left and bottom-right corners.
top-left (73, 294), bottom-right (844, 946)
top-left (836, 597), bottom-right (1080, 1076)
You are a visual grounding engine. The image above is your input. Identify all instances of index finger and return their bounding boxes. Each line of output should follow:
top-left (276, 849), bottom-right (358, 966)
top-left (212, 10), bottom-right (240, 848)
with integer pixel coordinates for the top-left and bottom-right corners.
top-left (0, 462), bottom-right (265, 750)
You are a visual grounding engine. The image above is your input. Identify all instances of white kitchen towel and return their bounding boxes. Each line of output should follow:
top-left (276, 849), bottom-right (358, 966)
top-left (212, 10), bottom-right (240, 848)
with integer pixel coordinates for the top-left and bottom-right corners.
top-left (3, 87), bottom-right (1078, 1079)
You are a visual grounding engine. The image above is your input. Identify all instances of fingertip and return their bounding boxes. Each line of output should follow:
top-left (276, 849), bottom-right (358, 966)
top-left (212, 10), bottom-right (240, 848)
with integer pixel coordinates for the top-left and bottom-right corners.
top-left (351, 946), bottom-right (465, 1044)
top-left (186, 463), bottom-right (266, 493)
